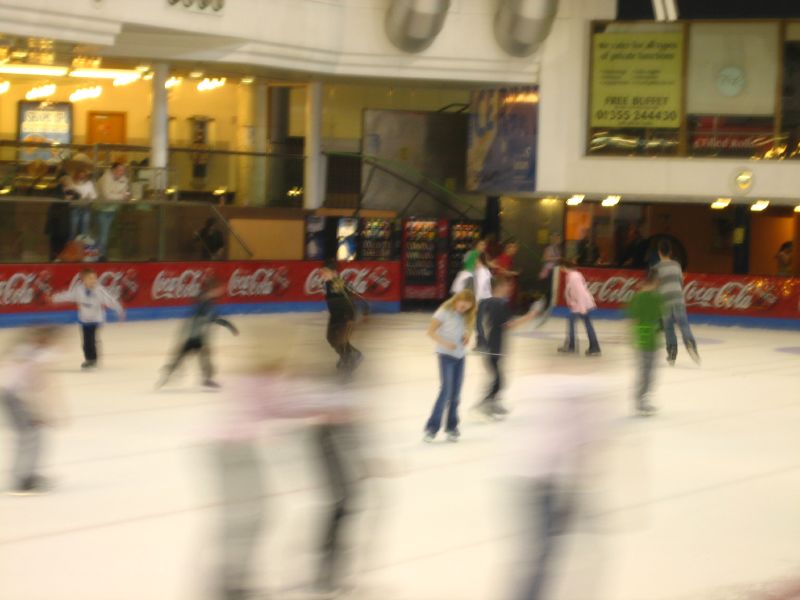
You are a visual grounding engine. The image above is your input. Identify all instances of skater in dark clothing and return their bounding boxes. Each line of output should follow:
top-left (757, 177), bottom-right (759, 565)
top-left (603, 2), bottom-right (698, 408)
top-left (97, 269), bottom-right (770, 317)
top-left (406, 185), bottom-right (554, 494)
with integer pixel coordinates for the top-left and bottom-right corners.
top-left (158, 278), bottom-right (238, 389)
top-left (320, 260), bottom-right (365, 372)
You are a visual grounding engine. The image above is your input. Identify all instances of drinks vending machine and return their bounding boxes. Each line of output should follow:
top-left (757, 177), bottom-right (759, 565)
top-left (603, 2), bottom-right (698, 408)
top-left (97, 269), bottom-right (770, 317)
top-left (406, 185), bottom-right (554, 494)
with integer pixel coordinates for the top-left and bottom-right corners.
top-left (359, 217), bottom-right (396, 261)
top-left (401, 218), bottom-right (449, 300)
top-left (448, 221), bottom-right (483, 286)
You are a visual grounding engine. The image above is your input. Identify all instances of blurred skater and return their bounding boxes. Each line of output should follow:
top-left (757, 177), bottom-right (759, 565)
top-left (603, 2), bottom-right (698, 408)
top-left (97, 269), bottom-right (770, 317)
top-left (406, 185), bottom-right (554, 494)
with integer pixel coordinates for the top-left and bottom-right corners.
top-left (653, 240), bottom-right (700, 365)
top-left (1, 326), bottom-right (64, 494)
top-left (424, 289), bottom-right (477, 442)
top-left (538, 232), bottom-right (562, 309)
top-left (474, 253), bottom-right (494, 350)
top-left (320, 260), bottom-right (366, 373)
top-left (475, 276), bottom-right (541, 419)
top-left (52, 268), bottom-right (125, 369)
top-left (627, 270), bottom-right (664, 416)
top-left (158, 277), bottom-right (238, 389)
top-left (558, 261), bottom-right (601, 357)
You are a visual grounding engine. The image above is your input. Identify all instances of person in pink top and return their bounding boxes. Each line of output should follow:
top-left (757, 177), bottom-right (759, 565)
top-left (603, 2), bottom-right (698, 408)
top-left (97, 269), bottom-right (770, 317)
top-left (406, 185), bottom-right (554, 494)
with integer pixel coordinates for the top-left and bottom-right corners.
top-left (558, 260), bottom-right (601, 356)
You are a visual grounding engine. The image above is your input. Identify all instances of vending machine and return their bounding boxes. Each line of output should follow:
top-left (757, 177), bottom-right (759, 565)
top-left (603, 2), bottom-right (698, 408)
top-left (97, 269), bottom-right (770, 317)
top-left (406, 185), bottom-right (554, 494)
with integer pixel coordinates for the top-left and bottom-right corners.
top-left (401, 218), bottom-right (449, 300)
top-left (448, 221), bottom-right (483, 285)
top-left (359, 217), bottom-right (396, 261)
top-left (304, 216), bottom-right (327, 260)
top-left (336, 217), bottom-right (359, 262)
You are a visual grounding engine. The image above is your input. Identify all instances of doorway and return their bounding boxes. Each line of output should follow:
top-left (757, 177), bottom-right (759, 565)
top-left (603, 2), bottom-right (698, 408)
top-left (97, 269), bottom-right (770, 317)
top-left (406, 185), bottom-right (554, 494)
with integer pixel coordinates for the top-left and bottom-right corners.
top-left (87, 112), bottom-right (127, 164)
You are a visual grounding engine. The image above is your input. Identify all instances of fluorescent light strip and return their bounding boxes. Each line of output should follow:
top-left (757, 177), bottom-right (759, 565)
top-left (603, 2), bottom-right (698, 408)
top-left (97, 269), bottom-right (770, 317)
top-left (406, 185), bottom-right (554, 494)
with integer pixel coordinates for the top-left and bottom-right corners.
top-left (566, 194), bottom-right (585, 206)
top-left (750, 200), bottom-right (769, 212)
top-left (70, 68), bottom-right (141, 80)
top-left (711, 198), bottom-right (731, 210)
top-left (652, 0), bottom-right (667, 21)
top-left (0, 64), bottom-right (68, 77)
top-left (601, 195), bottom-right (621, 207)
top-left (664, 0), bottom-right (679, 21)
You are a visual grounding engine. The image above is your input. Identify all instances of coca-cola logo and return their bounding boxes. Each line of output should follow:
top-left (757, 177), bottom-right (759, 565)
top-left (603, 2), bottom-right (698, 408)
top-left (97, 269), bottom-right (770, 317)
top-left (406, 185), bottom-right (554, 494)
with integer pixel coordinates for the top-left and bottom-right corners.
top-left (585, 276), bottom-right (641, 304)
top-left (152, 269), bottom-right (205, 300)
top-left (0, 272), bottom-right (37, 305)
top-left (683, 280), bottom-right (776, 311)
top-left (304, 267), bottom-right (392, 297)
top-left (227, 267), bottom-right (290, 298)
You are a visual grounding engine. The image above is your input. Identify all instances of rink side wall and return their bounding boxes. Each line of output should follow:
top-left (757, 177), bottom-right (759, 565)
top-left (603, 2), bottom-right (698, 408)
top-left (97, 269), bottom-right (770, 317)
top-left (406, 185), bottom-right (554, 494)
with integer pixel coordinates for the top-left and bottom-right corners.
top-left (0, 260), bottom-right (401, 328)
top-left (555, 268), bottom-right (800, 330)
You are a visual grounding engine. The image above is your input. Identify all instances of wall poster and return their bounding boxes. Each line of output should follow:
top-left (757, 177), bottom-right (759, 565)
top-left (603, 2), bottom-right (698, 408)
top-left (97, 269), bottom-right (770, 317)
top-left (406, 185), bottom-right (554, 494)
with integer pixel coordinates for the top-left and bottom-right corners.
top-left (17, 101), bottom-right (73, 163)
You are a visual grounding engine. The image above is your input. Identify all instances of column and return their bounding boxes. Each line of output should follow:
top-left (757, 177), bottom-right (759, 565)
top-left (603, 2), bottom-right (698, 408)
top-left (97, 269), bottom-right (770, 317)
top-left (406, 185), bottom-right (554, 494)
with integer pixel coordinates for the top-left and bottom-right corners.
top-left (150, 62), bottom-right (169, 191)
top-left (249, 81), bottom-right (268, 206)
top-left (303, 81), bottom-right (324, 210)
top-left (266, 86), bottom-right (289, 205)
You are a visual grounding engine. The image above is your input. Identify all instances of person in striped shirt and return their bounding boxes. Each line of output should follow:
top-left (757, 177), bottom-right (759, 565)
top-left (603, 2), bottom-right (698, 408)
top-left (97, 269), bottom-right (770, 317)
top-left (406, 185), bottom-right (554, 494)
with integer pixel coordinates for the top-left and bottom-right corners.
top-left (653, 240), bottom-right (700, 366)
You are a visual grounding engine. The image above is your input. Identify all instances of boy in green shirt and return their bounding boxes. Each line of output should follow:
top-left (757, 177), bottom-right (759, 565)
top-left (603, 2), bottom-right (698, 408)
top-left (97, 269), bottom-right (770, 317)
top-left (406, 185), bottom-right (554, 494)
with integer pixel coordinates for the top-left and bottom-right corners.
top-left (627, 270), bottom-right (664, 416)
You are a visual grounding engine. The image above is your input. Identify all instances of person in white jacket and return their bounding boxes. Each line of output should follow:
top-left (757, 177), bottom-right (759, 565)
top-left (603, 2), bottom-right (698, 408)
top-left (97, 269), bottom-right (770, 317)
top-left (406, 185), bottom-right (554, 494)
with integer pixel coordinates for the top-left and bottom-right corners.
top-left (96, 162), bottom-right (131, 260)
top-left (474, 253), bottom-right (494, 349)
top-left (52, 269), bottom-right (125, 369)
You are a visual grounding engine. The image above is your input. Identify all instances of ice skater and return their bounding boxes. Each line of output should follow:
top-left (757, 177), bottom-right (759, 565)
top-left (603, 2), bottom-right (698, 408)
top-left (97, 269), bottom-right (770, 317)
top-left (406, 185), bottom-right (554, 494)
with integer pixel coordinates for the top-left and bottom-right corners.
top-left (627, 270), bottom-right (664, 416)
top-left (474, 253), bottom-right (494, 350)
top-left (652, 240), bottom-right (700, 365)
top-left (52, 268), bottom-right (125, 369)
top-left (158, 277), bottom-right (238, 389)
top-left (424, 289), bottom-right (477, 442)
top-left (320, 260), bottom-right (366, 373)
top-left (558, 261), bottom-right (601, 357)
top-left (476, 276), bottom-right (541, 419)
top-left (1, 326), bottom-right (64, 495)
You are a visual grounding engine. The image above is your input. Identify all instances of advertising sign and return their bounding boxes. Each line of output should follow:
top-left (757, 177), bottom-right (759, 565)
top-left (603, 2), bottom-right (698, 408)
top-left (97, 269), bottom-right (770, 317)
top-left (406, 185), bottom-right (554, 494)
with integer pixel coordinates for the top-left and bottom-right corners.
top-left (590, 32), bottom-right (684, 129)
top-left (17, 101), bottom-right (73, 163)
top-left (559, 268), bottom-right (800, 319)
top-left (467, 87), bottom-right (538, 193)
top-left (0, 261), bottom-right (401, 323)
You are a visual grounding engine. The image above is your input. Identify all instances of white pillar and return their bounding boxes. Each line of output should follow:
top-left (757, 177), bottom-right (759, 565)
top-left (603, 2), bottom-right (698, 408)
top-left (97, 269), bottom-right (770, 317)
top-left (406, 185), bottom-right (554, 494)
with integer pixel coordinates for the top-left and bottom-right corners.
top-left (250, 81), bottom-right (268, 206)
top-left (150, 62), bottom-right (169, 189)
top-left (303, 81), bottom-right (324, 210)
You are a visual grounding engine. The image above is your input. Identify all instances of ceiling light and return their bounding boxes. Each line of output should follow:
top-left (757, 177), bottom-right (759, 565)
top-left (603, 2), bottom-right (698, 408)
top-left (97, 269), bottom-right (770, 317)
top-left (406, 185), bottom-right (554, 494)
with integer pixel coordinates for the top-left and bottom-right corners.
top-left (25, 83), bottom-right (56, 101)
top-left (795, 205), bottom-right (800, 213)
top-left (165, 76), bottom-right (183, 89)
top-left (0, 64), bottom-right (68, 77)
top-left (70, 68), bottom-right (141, 80)
top-left (69, 85), bottom-right (102, 102)
top-left (189, 70), bottom-right (204, 79)
top-left (750, 199), bottom-right (769, 212)
top-left (113, 74), bottom-right (140, 86)
top-left (197, 77), bottom-right (226, 92)
top-left (710, 197), bottom-right (731, 210)
top-left (0, 81), bottom-right (9, 95)
top-left (135, 64), bottom-right (151, 72)
top-left (143, 72), bottom-right (154, 81)
top-left (241, 76), bottom-right (254, 85)
top-left (601, 194), bottom-right (621, 207)
top-left (566, 194), bottom-right (585, 206)
top-left (10, 49), bottom-right (29, 60)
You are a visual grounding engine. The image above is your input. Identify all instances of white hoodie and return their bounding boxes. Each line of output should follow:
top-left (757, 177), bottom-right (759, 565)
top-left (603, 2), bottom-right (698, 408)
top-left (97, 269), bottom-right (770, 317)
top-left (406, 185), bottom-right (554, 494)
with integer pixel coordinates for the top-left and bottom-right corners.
top-left (53, 282), bottom-right (123, 324)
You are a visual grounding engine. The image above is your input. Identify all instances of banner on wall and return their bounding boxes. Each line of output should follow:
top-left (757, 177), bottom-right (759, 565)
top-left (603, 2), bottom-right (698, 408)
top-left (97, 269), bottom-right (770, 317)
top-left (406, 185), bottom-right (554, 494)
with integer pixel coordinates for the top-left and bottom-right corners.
top-left (590, 31), bottom-right (684, 129)
top-left (17, 101), bottom-right (73, 163)
top-left (559, 268), bottom-right (800, 319)
top-left (467, 87), bottom-right (538, 193)
top-left (0, 261), bottom-right (401, 320)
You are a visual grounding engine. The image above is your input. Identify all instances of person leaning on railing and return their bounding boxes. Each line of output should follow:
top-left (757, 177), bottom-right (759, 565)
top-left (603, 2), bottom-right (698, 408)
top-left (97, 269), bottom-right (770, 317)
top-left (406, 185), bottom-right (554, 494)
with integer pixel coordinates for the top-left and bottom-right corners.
top-left (96, 163), bottom-right (131, 261)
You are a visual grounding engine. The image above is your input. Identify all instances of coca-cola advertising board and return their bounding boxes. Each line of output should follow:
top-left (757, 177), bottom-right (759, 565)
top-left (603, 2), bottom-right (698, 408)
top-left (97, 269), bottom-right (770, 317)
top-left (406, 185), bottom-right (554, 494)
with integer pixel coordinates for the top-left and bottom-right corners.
top-left (559, 268), bottom-right (800, 319)
top-left (0, 261), bottom-right (400, 323)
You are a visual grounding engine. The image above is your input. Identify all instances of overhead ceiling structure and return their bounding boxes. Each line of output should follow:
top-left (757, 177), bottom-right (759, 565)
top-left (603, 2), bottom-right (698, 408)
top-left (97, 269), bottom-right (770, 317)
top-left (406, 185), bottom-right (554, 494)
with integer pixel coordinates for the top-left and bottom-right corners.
top-left (494, 0), bottom-right (559, 57)
top-left (618, 0), bottom-right (800, 21)
top-left (385, 0), bottom-right (452, 53)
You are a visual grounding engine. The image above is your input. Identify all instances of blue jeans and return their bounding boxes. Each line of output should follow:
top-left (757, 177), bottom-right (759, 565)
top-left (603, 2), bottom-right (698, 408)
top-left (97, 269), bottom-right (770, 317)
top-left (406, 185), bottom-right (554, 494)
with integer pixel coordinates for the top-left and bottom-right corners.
top-left (95, 209), bottom-right (117, 258)
top-left (476, 298), bottom-right (488, 348)
top-left (663, 304), bottom-right (696, 356)
top-left (70, 206), bottom-right (91, 239)
top-left (565, 313), bottom-right (600, 352)
top-left (425, 354), bottom-right (465, 434)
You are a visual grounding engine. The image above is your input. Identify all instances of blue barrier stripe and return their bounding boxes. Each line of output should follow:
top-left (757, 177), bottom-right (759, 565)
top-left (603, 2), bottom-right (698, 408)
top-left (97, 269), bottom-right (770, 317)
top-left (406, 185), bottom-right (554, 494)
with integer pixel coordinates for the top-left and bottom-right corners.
top-left (551, 306), bottom-right (800, 330)
top-left (0, 301), bottom-right (401, 328)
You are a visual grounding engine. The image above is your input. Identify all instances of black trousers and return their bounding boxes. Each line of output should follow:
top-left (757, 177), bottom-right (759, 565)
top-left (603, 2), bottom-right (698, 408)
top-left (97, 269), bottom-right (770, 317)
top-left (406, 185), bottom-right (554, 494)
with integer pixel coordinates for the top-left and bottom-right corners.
top-left (484, 355), bottom-right (503, 403)
top-left (314, 423), bottom-right (361, 590)
top-left (81, 323), bottom-right (99, 362)
top-left (327, 318), bottom-right (358, 362)
top-left (167, 337), bottom-right (213, 380)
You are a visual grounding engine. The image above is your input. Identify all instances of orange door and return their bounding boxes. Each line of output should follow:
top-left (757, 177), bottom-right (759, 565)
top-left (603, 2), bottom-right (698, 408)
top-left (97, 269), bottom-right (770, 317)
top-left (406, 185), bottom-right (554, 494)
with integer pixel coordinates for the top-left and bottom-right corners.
top-left (87, 112), bottom-right (126, 145)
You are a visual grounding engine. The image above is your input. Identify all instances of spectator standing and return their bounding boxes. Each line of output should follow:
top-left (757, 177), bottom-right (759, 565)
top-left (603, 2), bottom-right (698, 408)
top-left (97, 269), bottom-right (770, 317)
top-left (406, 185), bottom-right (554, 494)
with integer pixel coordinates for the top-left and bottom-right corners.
top-left (776, 241), bottom-right (793, 276)
top-left (63, 166), bottom-right (97, 239)
top-left (539, 232), bottom-right (562, 308)
top-left (653, 240), bottom-right (700, 366)
top-left (576, 228), bottom-right (600, 266)
top-left (96, 162), bottom-right (131, 261)
top-left (197, 218), bottom-right (225, 260)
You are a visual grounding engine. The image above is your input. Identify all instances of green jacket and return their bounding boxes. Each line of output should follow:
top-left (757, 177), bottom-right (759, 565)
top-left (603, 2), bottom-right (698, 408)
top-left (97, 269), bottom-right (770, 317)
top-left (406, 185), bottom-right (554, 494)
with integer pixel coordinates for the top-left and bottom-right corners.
top-left (627, 289), bottom-right (664, 351)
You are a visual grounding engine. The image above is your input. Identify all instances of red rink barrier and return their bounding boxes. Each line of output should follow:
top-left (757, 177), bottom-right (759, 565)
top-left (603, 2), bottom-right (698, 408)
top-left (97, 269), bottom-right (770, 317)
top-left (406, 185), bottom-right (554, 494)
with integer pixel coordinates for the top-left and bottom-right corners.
top-left (0, 261), bottom-right (401, 323)
top-left (558, 268), bottom-right (800, 319)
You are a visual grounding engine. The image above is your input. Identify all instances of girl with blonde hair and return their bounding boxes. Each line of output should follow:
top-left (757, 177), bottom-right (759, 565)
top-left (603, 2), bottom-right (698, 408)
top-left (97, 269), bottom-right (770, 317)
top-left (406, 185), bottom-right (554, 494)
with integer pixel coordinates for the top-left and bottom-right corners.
top-left (423, 289), bottom-right (477, 442)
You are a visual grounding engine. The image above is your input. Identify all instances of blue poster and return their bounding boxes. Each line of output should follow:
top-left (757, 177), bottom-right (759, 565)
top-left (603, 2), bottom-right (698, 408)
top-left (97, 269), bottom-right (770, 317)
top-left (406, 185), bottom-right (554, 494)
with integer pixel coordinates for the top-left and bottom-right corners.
top-left (17, 101), bottom-right (73, 163)
top-left (467, 87), bottom-right (538, 193)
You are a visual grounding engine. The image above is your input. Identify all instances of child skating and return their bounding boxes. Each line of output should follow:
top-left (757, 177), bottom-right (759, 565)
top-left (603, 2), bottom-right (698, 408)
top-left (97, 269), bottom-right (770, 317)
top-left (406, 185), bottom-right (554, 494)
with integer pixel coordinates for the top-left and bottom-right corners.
top-left (475, 276), bottom-right (541, 419)
top-left (558, 261), bottom-right (601, 356)
top-left (424, 289), bottom-right (477, 442)
top-left (52, 268), bottom-right (125, 369)
top-left (1, 326), bottom-right (64, 495)
top-left (627, 270), bottom-right (664, 416)
top-left (653, 240), bottom-right (700, 365)
top-left (320, 260), bottom-right (366, 373)
top-left (158, 277), bottom-right (238, 389)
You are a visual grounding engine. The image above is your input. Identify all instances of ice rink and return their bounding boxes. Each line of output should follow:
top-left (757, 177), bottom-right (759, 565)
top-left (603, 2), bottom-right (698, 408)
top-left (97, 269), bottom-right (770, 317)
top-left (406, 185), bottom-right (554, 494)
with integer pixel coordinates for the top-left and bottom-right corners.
top-left (1, 311), bottom-right (799, 600)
